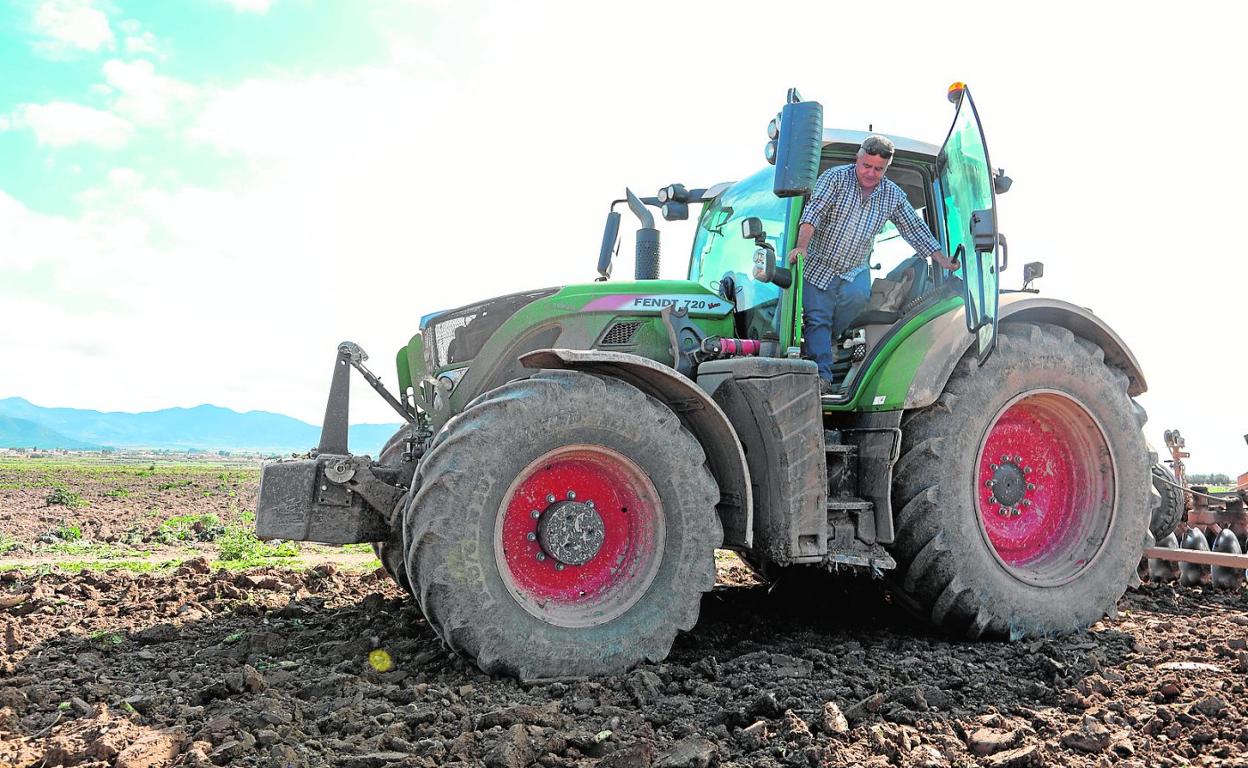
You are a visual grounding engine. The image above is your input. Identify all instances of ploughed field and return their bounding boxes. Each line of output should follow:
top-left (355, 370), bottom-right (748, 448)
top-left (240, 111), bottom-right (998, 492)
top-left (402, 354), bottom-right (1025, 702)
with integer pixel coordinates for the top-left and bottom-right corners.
top-left (2, 457), bottom-right (1247, 767)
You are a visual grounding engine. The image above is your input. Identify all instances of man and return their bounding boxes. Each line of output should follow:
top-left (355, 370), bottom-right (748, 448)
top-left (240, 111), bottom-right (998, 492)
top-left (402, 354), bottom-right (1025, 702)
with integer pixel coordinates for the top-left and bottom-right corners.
top-left (787, 135), bottom-right (959, 396)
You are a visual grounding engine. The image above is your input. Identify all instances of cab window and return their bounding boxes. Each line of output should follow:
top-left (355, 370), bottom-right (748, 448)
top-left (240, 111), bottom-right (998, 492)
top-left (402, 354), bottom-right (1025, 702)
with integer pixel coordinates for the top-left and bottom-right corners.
top-left (688, 167), bottom-right (787, 311)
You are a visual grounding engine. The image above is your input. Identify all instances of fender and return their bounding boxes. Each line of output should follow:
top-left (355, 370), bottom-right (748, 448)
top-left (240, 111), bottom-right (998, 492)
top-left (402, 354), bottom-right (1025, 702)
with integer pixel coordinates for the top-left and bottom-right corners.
top-left (904, 295), bottom-right (1148, 410)
top-left (520, 348), bottom-right (753, 548)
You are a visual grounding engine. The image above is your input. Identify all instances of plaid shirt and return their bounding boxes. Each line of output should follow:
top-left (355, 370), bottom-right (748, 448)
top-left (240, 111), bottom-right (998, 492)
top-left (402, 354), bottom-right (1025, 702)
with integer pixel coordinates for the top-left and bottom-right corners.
top-left (799, 164), bottom-right (941, 290)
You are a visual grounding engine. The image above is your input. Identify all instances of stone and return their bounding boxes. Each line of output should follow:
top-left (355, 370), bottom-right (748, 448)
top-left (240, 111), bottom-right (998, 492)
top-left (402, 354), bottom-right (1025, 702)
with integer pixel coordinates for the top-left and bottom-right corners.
top-left (821, 701), bottom-right (849, 734)
top-left (1190, 694), bottom-right (1227, 718)
top-left (115, 728), bottom-right (189, 768)
top-left (780, 710), bottom-right (812, 745)
top-left (983, 744), bottom-right (1043, 768)
top-left (484, 724), bottom-right (535, 768)
top-left (476, 701), bottom-right (563, 729)
top-left (626, 670), bottom-right (664, 706)
top-left (134, 623), bottom-right (181, 645)
top-left (903, 744), bottom-right (949, 768)
top-left (747, 691), bottom-right (782, 719)
top-left (736, 721), bottom-right (768, 750)
top-left (654, 736), bottom-right (716, 768)
top-left (968, 727), bottom-right (1018, 756)
top-left (598, 741), bottom-right (656, 768)
top-left (1061, 715), bottom-right (1110, 753)
top-left (242, 664), bottom-right (267, 694)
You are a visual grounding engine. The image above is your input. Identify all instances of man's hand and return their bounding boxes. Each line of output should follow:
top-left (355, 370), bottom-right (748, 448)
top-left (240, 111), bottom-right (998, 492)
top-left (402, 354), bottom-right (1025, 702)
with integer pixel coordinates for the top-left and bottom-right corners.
top-left (787, 247), bottom-right (806, 265)
top-left (932, 251), bottom-right (960, 271)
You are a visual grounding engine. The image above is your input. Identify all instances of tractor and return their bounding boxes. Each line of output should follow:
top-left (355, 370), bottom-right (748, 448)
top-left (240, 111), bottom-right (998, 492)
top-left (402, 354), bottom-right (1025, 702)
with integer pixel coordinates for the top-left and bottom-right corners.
top-left (256, 83), bottom-right (1155, 680)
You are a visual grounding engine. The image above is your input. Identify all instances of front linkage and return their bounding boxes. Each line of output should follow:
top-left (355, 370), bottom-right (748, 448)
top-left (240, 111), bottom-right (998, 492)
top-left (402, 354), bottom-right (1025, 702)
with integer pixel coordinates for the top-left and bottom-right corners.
top-left (256, 342), bottom-right (428, 545)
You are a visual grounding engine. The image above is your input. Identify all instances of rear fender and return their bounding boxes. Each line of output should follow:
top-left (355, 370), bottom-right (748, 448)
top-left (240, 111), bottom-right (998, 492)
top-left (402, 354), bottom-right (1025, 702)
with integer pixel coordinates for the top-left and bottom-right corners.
top-left (904, 295), bottom-right (1148, 409)
top-left (520, 348), bottom-right (753, 548)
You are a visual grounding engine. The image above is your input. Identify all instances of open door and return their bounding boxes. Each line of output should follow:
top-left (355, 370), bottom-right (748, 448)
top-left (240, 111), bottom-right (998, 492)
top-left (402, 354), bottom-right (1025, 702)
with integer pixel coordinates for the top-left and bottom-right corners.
top-left (939, 83), bottom-right (1001, 364)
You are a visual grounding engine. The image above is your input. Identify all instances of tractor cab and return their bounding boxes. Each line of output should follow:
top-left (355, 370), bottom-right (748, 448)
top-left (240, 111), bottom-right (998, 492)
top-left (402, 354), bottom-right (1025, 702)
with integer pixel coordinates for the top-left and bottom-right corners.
top-left (686, 83), bottom-right (1012, 406)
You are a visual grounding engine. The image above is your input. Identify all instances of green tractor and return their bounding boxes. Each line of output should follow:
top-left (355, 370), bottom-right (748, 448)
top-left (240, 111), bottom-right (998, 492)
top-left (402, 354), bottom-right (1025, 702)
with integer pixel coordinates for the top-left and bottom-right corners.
top-left (256, 84), bottom-right (1154, 680)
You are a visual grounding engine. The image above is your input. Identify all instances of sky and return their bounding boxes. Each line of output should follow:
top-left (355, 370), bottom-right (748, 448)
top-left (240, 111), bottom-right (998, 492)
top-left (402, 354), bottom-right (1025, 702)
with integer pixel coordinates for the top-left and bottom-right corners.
top-left (0, 0), bottom-right (1245, 474)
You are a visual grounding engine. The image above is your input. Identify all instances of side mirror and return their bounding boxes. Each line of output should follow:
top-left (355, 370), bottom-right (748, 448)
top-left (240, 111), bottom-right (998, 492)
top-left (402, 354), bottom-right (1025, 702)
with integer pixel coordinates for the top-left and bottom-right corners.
top-left (994, 169), bottom-right (1013, 195)
top-left (597, 211), bottom-right (621, 280)
top-left (741, 217), bottom-right (765, 241)
top-left (770, 96), bottom-right (823, 198)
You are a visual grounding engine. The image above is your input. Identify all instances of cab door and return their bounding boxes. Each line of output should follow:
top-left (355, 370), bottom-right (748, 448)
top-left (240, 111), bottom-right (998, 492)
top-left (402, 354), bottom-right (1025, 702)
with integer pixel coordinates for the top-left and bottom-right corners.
top-left (939, 84), bottom-right (1002, 363)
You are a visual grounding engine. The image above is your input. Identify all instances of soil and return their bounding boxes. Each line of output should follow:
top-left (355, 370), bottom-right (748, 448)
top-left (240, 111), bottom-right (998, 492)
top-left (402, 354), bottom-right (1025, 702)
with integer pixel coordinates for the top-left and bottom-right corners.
top-left (3, 460), bottom-right (1248, 767)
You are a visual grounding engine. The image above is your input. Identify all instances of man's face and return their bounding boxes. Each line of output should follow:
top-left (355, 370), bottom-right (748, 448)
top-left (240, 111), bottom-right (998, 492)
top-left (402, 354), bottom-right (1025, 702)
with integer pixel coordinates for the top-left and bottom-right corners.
top-left (856, 152), bottom-right (889, 190)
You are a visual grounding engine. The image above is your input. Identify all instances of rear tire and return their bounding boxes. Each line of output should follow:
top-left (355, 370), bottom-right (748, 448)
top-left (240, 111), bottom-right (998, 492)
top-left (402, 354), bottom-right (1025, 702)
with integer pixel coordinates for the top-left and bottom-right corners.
top-left (888, 323), bottom-right (1151, 639)
top-left (404, 370), bottom-right (721, 680)
top-left (1149, 463), bottom-right (1185, 541)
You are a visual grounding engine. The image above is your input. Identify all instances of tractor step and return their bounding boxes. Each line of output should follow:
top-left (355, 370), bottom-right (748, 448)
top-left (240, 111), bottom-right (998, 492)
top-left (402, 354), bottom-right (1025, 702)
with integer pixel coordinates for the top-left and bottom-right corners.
top-left (826, 498), bottom-right (896, 571)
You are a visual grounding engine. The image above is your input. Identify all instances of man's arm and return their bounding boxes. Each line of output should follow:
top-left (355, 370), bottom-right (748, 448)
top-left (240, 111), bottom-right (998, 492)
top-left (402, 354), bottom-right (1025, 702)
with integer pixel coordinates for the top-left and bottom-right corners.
top-left (788, 223), bottom-right (815, 264)
top-left (891, 202), bottom-right (960, 271)
top-left (788, 169), bottom-right (839, 264)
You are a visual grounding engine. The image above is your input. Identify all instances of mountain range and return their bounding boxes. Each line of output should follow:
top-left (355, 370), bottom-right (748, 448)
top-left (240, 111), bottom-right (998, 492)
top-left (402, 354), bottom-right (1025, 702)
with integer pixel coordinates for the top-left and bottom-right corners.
top-left (0, 397), bottom-right (401, 456)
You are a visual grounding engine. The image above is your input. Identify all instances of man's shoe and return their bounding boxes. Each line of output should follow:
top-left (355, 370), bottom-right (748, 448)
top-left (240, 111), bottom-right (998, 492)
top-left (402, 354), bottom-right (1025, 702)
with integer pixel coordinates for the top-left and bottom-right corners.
top-left (819, 379), bottom-right (835, 397)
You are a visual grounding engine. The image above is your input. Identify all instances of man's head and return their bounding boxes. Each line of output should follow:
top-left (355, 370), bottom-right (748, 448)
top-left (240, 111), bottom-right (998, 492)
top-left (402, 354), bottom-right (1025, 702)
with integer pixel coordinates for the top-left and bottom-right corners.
top-left (855, 134), bottom-right (894, 191)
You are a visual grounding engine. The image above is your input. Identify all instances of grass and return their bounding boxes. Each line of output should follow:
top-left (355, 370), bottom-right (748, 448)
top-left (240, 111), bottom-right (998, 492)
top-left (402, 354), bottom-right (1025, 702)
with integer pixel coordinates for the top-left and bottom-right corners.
top-left (45, 488), bottom-right (88, 508)
top-left (216, 524), bottom-right (298, 566)
top-left (0, 559), bottom-right (182, 575)
top-left (88, 629), bottom-right (125, 646)
top-left (154, 513), bottom-right (224, 543)
top-left (0, 534), bottom-right (20, 554)
top-left (55, 523), bottom-right (83, 541)
top-left (103, 487), bottom-right (132, 499)
top-left (340, 543), bottom-right (375, 554)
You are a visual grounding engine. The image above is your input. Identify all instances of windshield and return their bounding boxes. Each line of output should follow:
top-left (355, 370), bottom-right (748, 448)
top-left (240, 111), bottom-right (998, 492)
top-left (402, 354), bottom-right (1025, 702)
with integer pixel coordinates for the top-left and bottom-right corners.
top-left (688, 167), bottom-right (787, 311)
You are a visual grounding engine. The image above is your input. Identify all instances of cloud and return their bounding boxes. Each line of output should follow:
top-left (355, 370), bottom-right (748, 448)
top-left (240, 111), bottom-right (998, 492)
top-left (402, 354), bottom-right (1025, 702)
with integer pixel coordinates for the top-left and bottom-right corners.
top-left (103, 59), bottom-right (196, 125)
top-left (11, 101), bottom-right (134, 149)
top-left (31, 0), bottom-right (114, 55)
top-left (214, 0), bottom-right (278, 13)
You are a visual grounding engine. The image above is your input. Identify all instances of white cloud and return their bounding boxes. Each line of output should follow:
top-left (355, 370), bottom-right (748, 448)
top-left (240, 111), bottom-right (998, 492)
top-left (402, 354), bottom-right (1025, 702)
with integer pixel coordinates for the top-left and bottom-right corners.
top-left (103, 59), bottom-right (195, 125)
top-left (214, 0), bottom-right (278, 13)
top-left (12, 101), bottom-right (133, 149)
top-left (32, 0), bottom-right (114, 55)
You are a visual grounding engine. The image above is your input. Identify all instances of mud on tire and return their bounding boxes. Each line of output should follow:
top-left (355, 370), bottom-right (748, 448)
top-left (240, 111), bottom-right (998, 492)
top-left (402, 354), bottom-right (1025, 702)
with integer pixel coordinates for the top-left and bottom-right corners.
top-left (888, 322), bottom-right (1151, 639)
top-left (404, 370), bottom-right (721, 680)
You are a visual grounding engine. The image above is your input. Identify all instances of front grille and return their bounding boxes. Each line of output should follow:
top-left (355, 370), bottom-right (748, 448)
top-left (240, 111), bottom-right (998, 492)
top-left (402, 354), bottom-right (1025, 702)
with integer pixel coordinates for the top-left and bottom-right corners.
top-left (424, 288), bottom-right (558, 367)
top-left (601, 320), bottom-right (643, 346)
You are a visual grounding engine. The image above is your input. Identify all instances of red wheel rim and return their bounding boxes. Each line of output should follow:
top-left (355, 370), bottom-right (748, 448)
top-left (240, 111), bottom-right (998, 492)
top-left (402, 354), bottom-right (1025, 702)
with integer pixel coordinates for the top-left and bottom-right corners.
top-left (495, 444), bottom-right (665, 627)
top-left (975, 391), bottom-right (1116, 586)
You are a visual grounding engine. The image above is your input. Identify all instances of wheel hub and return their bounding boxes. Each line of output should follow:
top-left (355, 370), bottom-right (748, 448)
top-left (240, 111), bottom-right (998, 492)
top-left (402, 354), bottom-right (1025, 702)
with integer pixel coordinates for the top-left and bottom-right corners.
top-left (537, 500), bottom-right (605, 565)
top-left (987, 458), bottom-right (1031, 512)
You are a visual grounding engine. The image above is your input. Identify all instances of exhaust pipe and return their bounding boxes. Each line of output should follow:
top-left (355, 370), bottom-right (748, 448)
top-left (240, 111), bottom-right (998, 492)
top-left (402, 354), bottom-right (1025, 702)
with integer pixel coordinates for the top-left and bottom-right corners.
top-left (626, 187), bottom-right (660, 280)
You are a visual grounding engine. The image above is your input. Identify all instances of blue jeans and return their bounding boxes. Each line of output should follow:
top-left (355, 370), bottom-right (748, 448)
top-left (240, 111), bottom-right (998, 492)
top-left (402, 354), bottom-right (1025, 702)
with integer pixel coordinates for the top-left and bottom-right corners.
top-left (802, 270), bottom-right (871, 381)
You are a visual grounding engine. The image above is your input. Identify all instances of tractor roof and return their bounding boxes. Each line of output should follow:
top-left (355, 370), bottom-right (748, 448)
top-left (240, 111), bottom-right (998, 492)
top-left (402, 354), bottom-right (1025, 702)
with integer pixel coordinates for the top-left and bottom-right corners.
top-left (822, 128), bottom-right (940, 158)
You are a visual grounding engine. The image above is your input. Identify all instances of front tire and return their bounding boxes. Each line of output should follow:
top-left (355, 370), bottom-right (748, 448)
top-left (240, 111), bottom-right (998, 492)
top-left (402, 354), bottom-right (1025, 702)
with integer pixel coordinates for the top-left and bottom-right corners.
top-left (889, 323), bottom-right (1151, 639)
top-left (404, 370), bottom-right (721, 680)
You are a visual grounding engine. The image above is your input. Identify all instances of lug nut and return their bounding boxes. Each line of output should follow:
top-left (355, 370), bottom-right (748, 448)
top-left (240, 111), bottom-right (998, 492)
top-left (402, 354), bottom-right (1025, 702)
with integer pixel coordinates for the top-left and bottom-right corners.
top-left (990, 463), bottom-right (999, 471)
top-left (988, 495), bottom-right (998, 504)
top-left (546, 493), bottom-right (556, 504)
top-left (536, 552), bottom-right (546, 562)
top-left (986, 479), bottom-right (995, 488)
top-left (1026, 483), bottom-right (1036, 491)
top-left (555, 563), bottom-right (565, 571)
top-left (1022, 499), bottom-right (1032, 507)
top-left (1002, 454), bottom-right (1011, 462)
top-left (531, 509), bottom-right (541, 519)
top-left (1014, 455), bottom-right (1023, 463)
top-left (526, 532), bottom-right (536, 541)
top-left (567, 491), bottom-right (576, 500)
top-left (587, 500), bottom-right (595, 509)
top-left (1024, 466), bottom-right (1032, 474)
